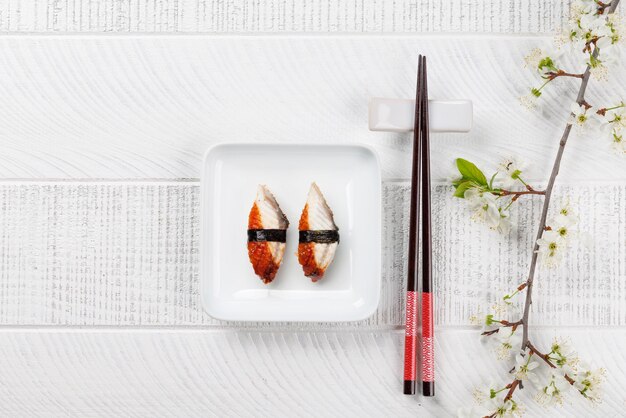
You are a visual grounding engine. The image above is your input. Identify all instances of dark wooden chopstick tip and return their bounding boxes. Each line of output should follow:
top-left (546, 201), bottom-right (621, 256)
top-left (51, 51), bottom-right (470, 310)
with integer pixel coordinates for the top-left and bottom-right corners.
top-left (422, 382), bottom-right (435, 397)
top-left (403, 380), bottom-right (416, 395)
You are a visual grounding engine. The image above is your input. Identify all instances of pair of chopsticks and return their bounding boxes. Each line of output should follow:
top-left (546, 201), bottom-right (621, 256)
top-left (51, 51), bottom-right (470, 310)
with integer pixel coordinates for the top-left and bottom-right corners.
top-left (403, 55), bottom-right (434, 397)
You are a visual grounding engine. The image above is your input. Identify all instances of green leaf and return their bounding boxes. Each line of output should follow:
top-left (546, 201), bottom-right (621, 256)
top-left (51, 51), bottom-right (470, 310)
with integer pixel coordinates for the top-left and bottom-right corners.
top-left (538, 56), bottom-right (558, 74)
top-left (488, 172), bottom-right (498, 189)
top-left (456, 158), bottom-right (488, 186)
top-left (453, 181), bottom-right (474, 198)
top-left (451, 176), bottom-right (466, 187)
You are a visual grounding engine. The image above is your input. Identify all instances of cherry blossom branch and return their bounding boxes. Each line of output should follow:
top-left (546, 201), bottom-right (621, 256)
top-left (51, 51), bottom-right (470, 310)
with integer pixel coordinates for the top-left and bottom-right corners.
top-left (527, 342), bottom-right (576, 385)
top-left (480, 341), bottom-right (578, 417)
top-left (483, 379), bottom-right (521, 418)
top-left (520, 0), bottom-right (621, 349)
top-left (465, 4), bottom-right (620, 417)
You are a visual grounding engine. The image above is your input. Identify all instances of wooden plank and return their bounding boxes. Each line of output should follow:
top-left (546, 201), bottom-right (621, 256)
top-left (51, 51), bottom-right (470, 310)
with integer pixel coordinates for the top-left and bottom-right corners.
top-left (0, 0), bottom-right (570, 33)
top-left (1, 181), bottom-right (623, 327)
top-left (0, 36), bottom-right (624, 180)
top-left (0, 328), bottom-right (622, 416)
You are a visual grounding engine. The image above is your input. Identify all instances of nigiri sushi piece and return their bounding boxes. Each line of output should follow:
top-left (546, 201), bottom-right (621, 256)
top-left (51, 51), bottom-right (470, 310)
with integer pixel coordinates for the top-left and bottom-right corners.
top-left (297, 183), bottom-right (339, 282)
top-left (247, 185), bottom-right (289, 284)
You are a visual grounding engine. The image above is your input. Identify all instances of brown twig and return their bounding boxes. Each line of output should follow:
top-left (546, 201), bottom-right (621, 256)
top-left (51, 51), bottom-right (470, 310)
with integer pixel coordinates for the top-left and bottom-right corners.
top-left (598, 1), bottom-right (612, 13)
top-left (498, 189), bottom-right (546, 199)
top-left (480, 319), bottom-right (523, 336)
top-left (596, 103), bottom-right (624, 117)
top-left (527, 341), bottom-right (556, 368)
top-left (546, 70), bottom-right (585, 80)
top-left (521, 0), bottom-right (621, 349)
top-left (504, 380), bottom-right (520, 401)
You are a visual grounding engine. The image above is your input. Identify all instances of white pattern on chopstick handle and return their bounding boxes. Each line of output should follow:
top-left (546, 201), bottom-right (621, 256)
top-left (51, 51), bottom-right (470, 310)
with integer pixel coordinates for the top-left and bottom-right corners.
top-left (404, 291), bottom-right (418, 381)
top-left (421, 337), bottom-right (435, 382)
top-left (421, 293), bottom-right (435, 382)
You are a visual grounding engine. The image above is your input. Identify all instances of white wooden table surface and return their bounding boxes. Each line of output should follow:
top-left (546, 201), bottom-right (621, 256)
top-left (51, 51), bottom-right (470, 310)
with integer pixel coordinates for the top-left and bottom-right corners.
top-left (0, 1), bottom-right (625, 417)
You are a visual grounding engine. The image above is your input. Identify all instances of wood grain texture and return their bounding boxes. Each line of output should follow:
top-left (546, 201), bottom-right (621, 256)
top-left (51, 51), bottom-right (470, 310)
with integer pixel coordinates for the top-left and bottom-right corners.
top-left (0, 328), bottom-right (623, 417)
top-left (0, 6), bottom-right (625, 415)
top-left (0, 36), bottom-right (624, 180)
top-left (0, 0), bottom-right (571, 33)
top-left (1, 181), bottom-right (623, 327)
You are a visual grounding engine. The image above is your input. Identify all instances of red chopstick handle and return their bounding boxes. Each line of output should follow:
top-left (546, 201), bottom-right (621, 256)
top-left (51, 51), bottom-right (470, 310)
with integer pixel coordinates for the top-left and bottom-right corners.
top-left (421, 291), bottom-right (435, 396)
top-left (403, 290), bottom-right (418, 394)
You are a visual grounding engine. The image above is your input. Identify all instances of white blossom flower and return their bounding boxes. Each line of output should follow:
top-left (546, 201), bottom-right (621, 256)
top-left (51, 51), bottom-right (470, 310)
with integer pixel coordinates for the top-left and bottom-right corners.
top-left (573, 365), bottom-right (606, 403)
top-left (550, 337), bottom-right (580, 375)
top-left (519, 88), bottom-right (542, 110)
top-left (550, 214), bottom-right (577, 241)
top-left (555, 199), bottom-right (577, 221)
top-left (536, 230), bottom-right (567, 268)
top-left (603, 105), bottom-right (626, 130)
top-left (570, 39), bottom-right (591, 61)
top-left (568, 15), bottom-right (603, 47)
top-left (589, 35), bottom-right (621, 81)
top-left (602, 106), bottom-right (626, 149)
top-left (523, 48), bottom-right (543, 69)
top-left (472, 379), bottom-right (506, 405)
top-left (514, 351), bottom-right (541, 385)
top-left (490, 301), bottom-right (520, 318)
top-left (571, 0), bottom-right (600, 17)
top-left (611, 129), bottom-right (626, 155)
top-left (587, 47), bottom-right (618, 81)
top-left (489, 399), bottom-right (525, 418)
top-left (535, 373), bottom-right (571, 406)
top-left (606, 13), bottom-right (626, 44)
top-left (464, 188), bottom-right (512, 234)
top-left (567, 5), bottom-right (622, 73)
top-left (600, 43), bottom-right (621, 63)
top-left (590, 62), bottom-right (610, 81)
top-left (495, 215), bottom-right (513, 235)
top-left (550, 199), bottom-right (579, 240)
top-left (469, 311), bottom-right (500, 333)
top-left (579, 12), bottom-right (605, 33)
top-left (523, 47), bottom-right (562, 77)
top-left (597, 32), bottom-right (615, 50)
top-left (553, 30), bottom-right (570, 49)
top-left (569, 103), bottom-right (594, 130)
top-left (551, 336), bottom-right (575, 358)
top-left (494, 329), bottom-right (522, 360)
top-left (597, 14), bottom-right (625, 48)
top-left (497, 157), bottom-right (528, 189)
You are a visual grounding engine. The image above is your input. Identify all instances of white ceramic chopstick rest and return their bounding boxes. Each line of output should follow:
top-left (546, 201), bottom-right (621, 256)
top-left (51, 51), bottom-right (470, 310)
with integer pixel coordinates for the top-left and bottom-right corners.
top-left (368, 98), bottom-right (473, 133)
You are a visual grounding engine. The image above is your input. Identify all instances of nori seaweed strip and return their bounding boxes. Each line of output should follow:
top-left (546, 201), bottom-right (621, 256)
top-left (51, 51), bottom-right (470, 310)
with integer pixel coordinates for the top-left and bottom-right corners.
top-left (247, 229), bottom-right (287, 243)
top-left (299, 230), bottom-right (339, 244)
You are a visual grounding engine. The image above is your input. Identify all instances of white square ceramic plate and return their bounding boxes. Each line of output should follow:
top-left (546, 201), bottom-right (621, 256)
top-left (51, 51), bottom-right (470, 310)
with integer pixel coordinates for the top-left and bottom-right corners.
top-left (201, 143), bottom-right (381, 322)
